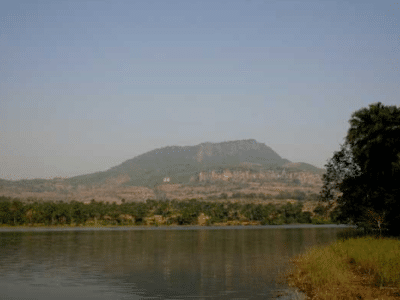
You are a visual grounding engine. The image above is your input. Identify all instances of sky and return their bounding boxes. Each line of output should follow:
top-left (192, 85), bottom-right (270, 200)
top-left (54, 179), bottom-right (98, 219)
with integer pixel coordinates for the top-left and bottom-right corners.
top-left (1, 0), bottom-right (399, 181)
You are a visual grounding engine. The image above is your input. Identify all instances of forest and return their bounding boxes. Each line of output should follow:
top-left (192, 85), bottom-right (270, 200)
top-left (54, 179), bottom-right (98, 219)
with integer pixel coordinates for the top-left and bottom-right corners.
top-left (0, 195), bottom-right (333, 227)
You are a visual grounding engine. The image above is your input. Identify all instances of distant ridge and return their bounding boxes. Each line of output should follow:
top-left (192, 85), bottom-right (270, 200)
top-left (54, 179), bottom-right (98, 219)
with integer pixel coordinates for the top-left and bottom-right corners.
top-left (0, 139), bottom-right (326, 190)
top-left (63, 139), bottom-right (325, 188)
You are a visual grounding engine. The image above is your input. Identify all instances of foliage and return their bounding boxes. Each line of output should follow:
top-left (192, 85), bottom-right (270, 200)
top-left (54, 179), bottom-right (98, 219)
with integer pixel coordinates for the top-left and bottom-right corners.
top-left (318, 102), bottom-right (400, 237)
top-left (297, 211), bottom-right (312, 224)
top-left (208, 202), bottom-right (229, 223)
top-left (0, 195), bottom-right (341, 227)
top-left (0, 200), bottom-right (11, 224)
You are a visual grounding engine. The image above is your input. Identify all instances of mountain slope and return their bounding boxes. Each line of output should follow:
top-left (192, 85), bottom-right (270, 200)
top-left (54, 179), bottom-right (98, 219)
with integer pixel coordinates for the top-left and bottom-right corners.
top-left (63, 139), bottom-right (324, 189)
top-left (0, 139), bottom-right (327, 195)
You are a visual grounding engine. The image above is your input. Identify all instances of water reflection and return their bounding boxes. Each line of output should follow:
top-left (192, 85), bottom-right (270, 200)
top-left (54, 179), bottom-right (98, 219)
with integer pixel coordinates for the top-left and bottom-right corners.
top-left (0, 225), bottom-right (354, 299)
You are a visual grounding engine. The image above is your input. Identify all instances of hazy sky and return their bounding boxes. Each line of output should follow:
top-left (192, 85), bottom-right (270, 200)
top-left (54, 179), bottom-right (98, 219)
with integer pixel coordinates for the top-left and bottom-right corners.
top-left (1, 0), bottom-right (399, 181)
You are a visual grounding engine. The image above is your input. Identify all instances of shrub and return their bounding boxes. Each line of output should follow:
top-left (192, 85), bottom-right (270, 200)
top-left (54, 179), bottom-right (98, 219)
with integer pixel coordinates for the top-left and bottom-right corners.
top-left (297, 211), bottom-right (312, 224)
top-left (267, 216), bottom-right (285, 225)
top-left (313, 204), bottom-right (326, 216)
top-left (180, 206), bottom-right (200, 224)
top-left (209, 203), bottom-right (229, 223)
top-left (285, 216), bottom-right (297, 224)
top-left (312, 216), bottom-right (328, 224)
top-left (242, 204), bottom-right (265, 221)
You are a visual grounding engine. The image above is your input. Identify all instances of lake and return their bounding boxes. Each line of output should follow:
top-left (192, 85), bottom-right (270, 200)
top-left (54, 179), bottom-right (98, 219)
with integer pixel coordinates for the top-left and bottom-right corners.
top-left (0, 224), bottom-right (356, 300)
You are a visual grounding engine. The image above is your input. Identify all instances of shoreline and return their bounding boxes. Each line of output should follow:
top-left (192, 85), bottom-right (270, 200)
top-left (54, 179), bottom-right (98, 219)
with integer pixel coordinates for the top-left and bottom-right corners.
top-left (0, 223), bottom-right (356, 232)
top-left (276, 234), bottom-right (400, 299)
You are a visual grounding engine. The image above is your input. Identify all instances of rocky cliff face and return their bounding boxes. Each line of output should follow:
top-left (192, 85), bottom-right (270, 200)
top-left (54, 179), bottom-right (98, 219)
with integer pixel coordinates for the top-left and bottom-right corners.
top-left (190, 169), bottom-right (323, 186)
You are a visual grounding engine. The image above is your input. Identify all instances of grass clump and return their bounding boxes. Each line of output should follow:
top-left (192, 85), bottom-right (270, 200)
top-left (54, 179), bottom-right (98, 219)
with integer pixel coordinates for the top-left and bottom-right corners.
top-left (276, 228), bottom-right (400, 299)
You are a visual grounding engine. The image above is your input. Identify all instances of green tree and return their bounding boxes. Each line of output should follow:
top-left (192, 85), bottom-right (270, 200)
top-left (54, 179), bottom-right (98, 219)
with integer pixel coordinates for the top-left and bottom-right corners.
top-left (41, 202), bottom-right (60, 225)
top-left (249, 204), bottom-right (265, 221)
top-left (281, 202), bottom-right (302, 224)
top-left (55, 202), bottom-right (70, 225)
top-left (180, 204), bottom-right (199, 224)
top-left (210, 203), bottom-right (229, 223)
top-left (0, 200), bottom-right (11, 225)
top-left (133, 203), bottom-right (148, 224)
top-left (297, 211), bottom-right (312, 224)
top-left (9, 199), bottom-right (25, 226)
top-left (69, 201), bottom-right (85, 225)
top-left (154, 201), bottom-right (170, 217)
top-left (86, 202), bottom-right (101, 225)
top-left (313, 204), bottom-right (326, 217)
top-left (319, 102), bottom-right (400, 237)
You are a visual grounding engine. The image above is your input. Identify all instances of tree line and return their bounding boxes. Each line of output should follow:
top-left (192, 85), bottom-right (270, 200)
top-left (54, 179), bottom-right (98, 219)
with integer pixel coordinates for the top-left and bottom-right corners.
top-left (0, 196), bottom-right (333, 227)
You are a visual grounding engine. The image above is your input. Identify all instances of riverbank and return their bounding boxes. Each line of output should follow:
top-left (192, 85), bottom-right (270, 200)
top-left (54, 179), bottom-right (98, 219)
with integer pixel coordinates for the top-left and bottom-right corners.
top-left (276, 228), bottom-right (400, 299)
top-left (0, 223), bottom-right (355, 232)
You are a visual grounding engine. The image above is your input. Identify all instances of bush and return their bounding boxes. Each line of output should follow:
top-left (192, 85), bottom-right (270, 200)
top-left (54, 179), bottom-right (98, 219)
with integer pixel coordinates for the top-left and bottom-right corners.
top-left (281, 203), bottom-right (300, 220)
top-left (227, 210), bottom-right (240, 221)
top-left (69, 201), bottom-right (88, 225)
top-left (209, 203), bottom-right (229, 223)
top-left (313, 204), bottom-right (327, 216)
top-left (242, 204), bottom-right (265, 221)
top-left (154, 201), bottom-right (170, 216)
top-left (267, 216), bottom-right (286, 225)
top-left (180, 206), bottom-right (200, 224)
top-left (285, 216), bottom-right (297, 224)
top-left (311, 216), bottom-right (329, 224)
top-left (297, 211), bottom-right (312, 224)
top-left (9, 200), bottom-right (27, 226)
top-left (133, 203), bottom-right (148, 223)
top-left (0, 201), bottom-right (11, 225)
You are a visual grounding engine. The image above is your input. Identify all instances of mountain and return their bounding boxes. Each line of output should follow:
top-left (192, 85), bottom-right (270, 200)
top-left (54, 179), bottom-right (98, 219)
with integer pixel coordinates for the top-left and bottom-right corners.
top-left (0, 139), bottom-right (327, 203)
top-left (60, 139), bottom-right (324, 188)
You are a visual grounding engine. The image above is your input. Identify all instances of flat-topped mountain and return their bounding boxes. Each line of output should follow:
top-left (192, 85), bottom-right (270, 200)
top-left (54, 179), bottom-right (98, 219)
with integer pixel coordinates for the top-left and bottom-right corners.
top-left (64, 139), bottom-right (325, 188)
top-left (0, 139), bottom-right (327, 204)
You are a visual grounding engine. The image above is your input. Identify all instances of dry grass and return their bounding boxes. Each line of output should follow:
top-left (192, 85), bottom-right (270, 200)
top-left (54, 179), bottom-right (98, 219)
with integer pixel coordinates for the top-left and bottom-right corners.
top-left (276, 233), bottom-right (400, 299)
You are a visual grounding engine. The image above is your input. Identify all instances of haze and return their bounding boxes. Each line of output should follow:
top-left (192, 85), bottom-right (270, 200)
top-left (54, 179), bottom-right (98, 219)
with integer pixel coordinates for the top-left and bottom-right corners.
top-left (1, 0), bottom-right (399, 181)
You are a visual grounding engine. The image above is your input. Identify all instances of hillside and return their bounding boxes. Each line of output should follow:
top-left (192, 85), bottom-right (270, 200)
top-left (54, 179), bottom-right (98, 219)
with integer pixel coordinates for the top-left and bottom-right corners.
top-left (64, 139), bottom-right (325, 188)
top-left (0, 139), bottom-right (330, 210)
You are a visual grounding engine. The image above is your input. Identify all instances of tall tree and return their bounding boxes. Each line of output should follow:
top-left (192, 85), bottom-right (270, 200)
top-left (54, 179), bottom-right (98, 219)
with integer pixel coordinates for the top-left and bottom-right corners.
top-left (319, 102), bottom-right (400, 236)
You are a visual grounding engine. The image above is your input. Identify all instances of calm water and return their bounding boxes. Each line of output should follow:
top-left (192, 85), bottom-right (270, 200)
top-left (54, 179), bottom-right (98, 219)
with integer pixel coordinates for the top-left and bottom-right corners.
top-left (0, 224), bottom-right (355, 300)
